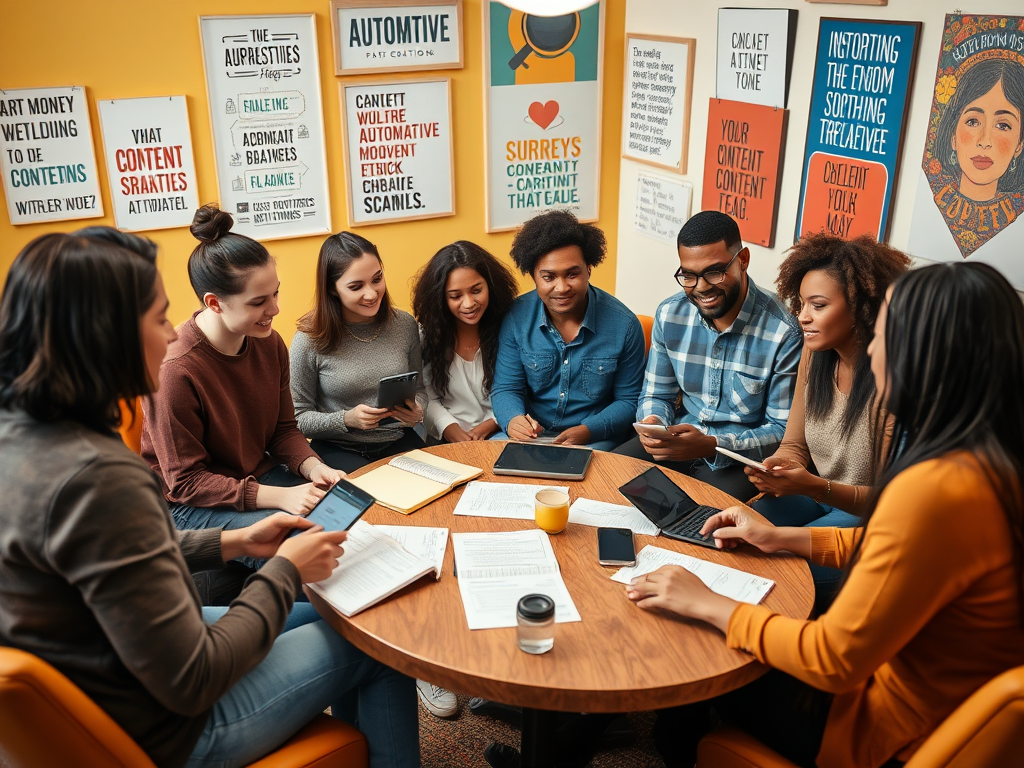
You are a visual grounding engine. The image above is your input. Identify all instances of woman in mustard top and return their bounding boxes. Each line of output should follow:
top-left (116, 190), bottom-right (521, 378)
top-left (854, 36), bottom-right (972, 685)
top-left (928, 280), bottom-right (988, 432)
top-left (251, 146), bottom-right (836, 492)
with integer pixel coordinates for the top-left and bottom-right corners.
top-left (628, 262), bottom-right (1024, 768)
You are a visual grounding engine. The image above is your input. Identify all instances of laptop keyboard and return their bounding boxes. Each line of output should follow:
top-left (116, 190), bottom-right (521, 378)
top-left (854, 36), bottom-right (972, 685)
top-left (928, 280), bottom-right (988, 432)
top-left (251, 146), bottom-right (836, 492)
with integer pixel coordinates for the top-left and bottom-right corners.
top-left (665, 505), bottom-right (720, 544)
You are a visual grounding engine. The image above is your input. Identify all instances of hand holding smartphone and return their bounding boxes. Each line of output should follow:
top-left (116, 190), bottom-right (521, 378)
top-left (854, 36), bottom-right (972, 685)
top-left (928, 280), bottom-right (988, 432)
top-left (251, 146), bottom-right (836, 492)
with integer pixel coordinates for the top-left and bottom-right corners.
top-left (633, 421), bottom-right (671, 438)
top-left (288, 479), bottom-right (375, 538)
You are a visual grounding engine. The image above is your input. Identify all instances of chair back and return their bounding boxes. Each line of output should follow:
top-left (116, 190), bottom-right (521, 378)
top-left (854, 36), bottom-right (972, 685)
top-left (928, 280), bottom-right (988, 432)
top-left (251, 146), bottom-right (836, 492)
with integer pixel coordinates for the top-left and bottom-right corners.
top-left (636, 314), bottom-right (654, 355)
top-left (117, 397), bottom-right (144, 455)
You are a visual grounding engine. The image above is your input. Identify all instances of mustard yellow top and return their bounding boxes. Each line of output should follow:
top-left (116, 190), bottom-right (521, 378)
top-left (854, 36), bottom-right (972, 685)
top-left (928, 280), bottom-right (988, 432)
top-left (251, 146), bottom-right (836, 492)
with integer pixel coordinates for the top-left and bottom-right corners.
top-left (727, 453), bottom-right (1024, 768)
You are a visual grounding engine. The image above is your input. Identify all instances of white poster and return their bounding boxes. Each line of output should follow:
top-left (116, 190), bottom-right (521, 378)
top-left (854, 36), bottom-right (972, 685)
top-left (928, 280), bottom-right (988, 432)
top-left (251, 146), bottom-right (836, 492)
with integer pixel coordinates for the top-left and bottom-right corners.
top-left (97, 96), bottom-right (199, 232)
top-left (0, 86), bottom-right (103, 225)
top-left (199, 14), bottom-right (331, 240)
top-left (635, 170), bottom-right (691, 244)
top-left (342, 78), bottom-right (454, 226)
top-left (716, 8), bottom-right (796, 109)
top-left (484, 1), bottom-right (605, 232)
top-left (622, 35), bottom-right (695, 172)
top-left (331, 1), bottom-right (463, 75)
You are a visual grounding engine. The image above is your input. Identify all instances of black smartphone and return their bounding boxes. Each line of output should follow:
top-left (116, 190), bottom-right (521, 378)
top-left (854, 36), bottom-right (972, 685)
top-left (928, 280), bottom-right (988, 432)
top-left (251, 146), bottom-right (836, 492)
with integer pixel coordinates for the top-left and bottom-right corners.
top-left (597, 527), bottom-right (636, 567)
top-left (288, 479), bottom-right (376, 538)
top-left (376, 371), bottom-right (418, 426)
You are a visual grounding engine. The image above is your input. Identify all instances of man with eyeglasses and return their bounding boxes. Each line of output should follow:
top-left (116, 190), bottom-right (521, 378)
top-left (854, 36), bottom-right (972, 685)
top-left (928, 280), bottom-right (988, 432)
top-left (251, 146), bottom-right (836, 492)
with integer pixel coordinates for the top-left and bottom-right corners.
top-left (613, 211), bottom-right (801, 500)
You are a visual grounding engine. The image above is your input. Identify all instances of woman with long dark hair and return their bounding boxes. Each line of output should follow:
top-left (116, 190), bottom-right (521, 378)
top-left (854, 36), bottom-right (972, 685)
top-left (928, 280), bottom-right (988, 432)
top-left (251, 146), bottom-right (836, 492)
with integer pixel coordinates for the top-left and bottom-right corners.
top-left (291, 231), bottom-right (427, 472)
top-left (0, 233), bottom-right (420, 768)
top-left (628, 262), bottom-right (1024, 768)
top-left (411, 241), bottom-right (518, 442)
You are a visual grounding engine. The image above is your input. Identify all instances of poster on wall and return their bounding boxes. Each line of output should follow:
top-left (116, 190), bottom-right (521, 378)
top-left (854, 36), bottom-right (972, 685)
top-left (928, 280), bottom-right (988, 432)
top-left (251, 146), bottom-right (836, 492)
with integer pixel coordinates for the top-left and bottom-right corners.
top-left (622, 34), bottom-right (695, 172)
top-left (908, 13), bottom-right (1024, 277)
top-left (794, 18), bottom-right (920, 243)
top-left (97, 96), bottom-right (200, 232)
top-left (483, 1), bottom-right (605, 233)
top-left (341, 78), bottom-right (454, 225)
top-left (635, 169), bottom-right (691, 244)
top-left (701, 99), bottom-right (787, 247)
top-left (716, 8), bottom-right (797, 109)
top-left (199, 14), bottom-right (331, 241)
top-left (0, 86), bottom-right (103, 225)
top-left (330, 0), bottom-right (463, 76)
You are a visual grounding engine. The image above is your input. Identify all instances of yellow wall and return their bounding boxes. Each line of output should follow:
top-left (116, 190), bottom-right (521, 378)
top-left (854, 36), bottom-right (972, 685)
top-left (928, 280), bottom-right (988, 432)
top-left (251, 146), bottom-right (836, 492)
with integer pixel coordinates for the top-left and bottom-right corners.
top-left (0, 0), bottom-right (625, 342)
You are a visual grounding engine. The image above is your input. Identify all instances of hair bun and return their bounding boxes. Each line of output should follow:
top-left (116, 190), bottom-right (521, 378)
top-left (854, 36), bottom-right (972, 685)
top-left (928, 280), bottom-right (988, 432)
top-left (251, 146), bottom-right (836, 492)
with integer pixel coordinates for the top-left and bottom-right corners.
top-left (190, 204), bottom-right (234, 243)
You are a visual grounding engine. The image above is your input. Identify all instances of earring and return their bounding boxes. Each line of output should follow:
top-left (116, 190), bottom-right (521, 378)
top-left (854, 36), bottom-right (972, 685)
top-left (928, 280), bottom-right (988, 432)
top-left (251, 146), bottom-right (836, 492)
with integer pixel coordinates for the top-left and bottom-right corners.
top-left (950, 148), bottom-right (957, 165)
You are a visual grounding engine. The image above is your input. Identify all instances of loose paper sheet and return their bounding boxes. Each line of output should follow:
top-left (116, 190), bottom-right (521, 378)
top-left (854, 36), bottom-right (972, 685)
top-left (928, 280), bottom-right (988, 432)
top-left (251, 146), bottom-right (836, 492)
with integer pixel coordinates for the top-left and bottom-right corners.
top-left (453, 482), bottom-right (569, 521)
top-left (568, 497), bottom-right (659, 536)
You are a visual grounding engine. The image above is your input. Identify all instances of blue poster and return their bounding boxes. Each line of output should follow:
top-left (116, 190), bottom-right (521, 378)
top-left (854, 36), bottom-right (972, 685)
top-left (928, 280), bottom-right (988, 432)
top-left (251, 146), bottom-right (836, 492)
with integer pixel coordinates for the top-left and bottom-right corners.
top-left (795, 18), bottom-right (920, 242)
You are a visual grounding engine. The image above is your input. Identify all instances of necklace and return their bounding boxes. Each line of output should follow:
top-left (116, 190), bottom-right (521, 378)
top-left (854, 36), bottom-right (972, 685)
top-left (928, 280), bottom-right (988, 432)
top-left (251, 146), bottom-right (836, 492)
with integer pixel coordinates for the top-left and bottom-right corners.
top-left (345, 321), bottom-right (383, 343)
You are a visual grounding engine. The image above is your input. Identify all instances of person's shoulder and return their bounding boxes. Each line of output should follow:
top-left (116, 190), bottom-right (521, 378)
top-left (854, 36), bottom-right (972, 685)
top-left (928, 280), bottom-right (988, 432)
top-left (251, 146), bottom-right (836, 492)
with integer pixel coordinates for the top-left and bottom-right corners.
top-left (749, 280), bottom-right (799, 331)
top-left (392, 309), bottom-right (419, 333)
top-left (163, 317), bottom-right (203, 365)
top-left (653, 290), bottom-right (695, 324)
top-left (505, 290), bottom-right (538, 319)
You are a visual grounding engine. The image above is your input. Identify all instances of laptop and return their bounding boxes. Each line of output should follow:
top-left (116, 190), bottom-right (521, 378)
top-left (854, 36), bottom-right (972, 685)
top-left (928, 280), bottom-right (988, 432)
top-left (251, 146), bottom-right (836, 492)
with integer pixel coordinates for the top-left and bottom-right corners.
top-left (618, 466), bottom-right (721, 549)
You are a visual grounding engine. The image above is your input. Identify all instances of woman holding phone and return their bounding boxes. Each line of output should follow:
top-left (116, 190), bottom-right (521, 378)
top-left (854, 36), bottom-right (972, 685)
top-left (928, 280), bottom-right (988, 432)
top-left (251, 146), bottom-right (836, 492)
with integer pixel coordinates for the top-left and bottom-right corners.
top-left (291, 231), bottom-right (427, 473)
top-left (627, 262), bottom-right (1024, 768)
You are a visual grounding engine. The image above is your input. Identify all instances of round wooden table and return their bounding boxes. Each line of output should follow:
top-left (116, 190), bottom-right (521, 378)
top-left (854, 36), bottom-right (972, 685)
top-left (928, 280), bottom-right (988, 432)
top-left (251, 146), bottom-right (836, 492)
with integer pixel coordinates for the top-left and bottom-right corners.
top-left (309, 442), bottom-right (814, 766)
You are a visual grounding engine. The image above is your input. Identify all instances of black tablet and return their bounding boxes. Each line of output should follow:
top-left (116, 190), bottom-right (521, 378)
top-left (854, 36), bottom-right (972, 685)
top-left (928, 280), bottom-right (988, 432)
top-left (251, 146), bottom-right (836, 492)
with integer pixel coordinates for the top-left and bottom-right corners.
top-left (289, 479), bottom-right (376, 537)
top-left (617, 466), bottom-right (720, 549)
top-left (377, 371), bottom-right (418, 410)
top-left (492, 442), bottom-right (594, 481)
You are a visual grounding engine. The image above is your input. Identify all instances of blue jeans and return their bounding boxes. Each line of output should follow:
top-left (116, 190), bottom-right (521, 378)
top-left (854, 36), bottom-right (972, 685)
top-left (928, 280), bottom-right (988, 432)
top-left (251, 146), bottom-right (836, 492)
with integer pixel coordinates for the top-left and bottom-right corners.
top-left (488, 431), bottom-right (621, 452)
top-left (191, 604), bottom-right (420, 768)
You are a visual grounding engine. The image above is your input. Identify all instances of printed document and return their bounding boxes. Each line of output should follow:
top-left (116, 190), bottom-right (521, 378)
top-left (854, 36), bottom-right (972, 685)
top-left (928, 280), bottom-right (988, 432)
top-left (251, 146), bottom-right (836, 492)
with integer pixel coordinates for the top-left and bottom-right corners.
top-left (374, 525), bottom-right (448, 579)
top-left (610, 545), bottom-right (775, 604)
top-left (568, 497), bottom-right (660, 536)
top-left (453, 482), bottom-right (569, 520)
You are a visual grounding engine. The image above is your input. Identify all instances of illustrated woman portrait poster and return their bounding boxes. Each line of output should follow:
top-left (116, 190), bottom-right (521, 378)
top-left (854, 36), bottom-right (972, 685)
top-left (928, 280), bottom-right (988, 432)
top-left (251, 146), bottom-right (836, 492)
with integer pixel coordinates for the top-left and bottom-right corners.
top-left (913, 15), bottom-right (1024, 266)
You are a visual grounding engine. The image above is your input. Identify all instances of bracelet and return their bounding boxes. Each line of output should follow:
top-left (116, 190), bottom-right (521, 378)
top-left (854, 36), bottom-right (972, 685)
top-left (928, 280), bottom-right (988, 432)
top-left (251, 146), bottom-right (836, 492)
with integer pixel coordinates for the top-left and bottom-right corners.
top-left (815, 478), bottom-right (831, 503)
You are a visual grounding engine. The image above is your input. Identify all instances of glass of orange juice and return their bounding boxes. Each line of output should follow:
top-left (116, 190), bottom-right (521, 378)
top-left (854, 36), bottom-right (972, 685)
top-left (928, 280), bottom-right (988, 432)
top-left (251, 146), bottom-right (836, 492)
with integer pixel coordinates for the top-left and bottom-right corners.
top-left (534, 488), bottom-right (570, 535)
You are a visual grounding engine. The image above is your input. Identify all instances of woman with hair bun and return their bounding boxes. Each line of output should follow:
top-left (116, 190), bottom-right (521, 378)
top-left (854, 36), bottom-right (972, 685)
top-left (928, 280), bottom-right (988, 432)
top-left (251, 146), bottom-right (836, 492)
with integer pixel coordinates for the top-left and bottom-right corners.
top-left (143, 205), bottom-right (344, 544)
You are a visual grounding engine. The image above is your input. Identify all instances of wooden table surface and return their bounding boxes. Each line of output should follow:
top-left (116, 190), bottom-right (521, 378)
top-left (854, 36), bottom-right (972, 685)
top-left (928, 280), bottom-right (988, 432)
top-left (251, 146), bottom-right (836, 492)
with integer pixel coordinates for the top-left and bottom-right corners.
top-left (309, 442), bottom-right (814, 713)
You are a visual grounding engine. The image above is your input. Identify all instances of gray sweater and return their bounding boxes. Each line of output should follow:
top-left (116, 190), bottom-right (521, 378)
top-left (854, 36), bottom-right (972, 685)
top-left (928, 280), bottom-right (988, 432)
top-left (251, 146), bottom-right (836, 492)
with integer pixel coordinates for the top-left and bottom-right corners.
top-left (290, 310), bottom-right (428, 448)
top-left (0, 409), bottom-right (299, 768)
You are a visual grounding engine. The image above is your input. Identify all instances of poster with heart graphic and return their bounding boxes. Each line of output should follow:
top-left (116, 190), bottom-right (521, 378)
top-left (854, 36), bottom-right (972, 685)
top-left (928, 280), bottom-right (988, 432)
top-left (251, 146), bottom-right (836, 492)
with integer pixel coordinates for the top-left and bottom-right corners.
top-left (483, 1), bottom-right (605, 232)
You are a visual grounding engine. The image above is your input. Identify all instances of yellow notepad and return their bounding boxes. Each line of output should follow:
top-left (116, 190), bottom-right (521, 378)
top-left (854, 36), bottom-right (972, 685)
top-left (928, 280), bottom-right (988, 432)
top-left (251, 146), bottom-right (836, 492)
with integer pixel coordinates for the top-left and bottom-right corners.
top-left (347, 449), bottom-right (483, 514)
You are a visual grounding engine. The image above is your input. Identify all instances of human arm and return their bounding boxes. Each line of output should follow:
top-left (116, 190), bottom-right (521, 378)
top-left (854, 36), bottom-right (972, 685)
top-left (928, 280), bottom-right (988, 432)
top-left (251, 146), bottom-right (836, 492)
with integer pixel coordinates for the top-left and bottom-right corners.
top-left (490, 312), bottom-right (533, 433)
top-left (579, 313), bottom-right (646, 442)
top-left (289, 331), bottom-right (352, 438)
top-left (467, 418), bottom-right (499, 440)
top-left (636, 308), bottom-right (680, 426)
top-left (423, 358), bottom-right (460, 440)
top-left (267, 335), bottom-right (320, 476)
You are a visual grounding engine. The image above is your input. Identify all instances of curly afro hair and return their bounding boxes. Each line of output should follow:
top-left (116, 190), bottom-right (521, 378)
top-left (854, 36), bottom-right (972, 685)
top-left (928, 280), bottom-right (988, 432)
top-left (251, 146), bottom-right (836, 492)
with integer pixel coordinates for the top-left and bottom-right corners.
top-left (509, 210), bottom-right (606, 276)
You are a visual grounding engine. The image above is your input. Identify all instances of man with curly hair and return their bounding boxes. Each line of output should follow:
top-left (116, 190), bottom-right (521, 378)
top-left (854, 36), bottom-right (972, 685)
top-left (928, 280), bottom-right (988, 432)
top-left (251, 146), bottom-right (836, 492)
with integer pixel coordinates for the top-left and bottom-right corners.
top-left (614, 211), bottom-right (802, 500)
top-left (490, 211), bottom-right (646, 450)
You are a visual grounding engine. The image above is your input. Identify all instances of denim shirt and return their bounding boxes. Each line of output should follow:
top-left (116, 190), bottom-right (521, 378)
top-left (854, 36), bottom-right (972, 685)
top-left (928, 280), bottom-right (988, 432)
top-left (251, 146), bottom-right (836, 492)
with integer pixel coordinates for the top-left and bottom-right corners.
top-left (637, 278), bottom-right (802, 469)
top-left (491, 285), bottom-right (646, 443)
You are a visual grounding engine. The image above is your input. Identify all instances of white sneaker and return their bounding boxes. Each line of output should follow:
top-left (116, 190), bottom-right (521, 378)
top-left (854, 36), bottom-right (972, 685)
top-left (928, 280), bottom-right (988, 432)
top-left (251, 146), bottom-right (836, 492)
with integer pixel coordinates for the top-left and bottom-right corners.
top-left (416, 679), bottom-right (459, 718)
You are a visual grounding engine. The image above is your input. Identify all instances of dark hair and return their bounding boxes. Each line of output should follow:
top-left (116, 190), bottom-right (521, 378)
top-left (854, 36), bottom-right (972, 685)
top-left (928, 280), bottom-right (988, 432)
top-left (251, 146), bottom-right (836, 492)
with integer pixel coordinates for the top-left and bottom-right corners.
top-left (297, 231), bottom-right (394, 354)
top-left (73, 226), bottom-right (158, 263)
top-left (864, 262), bottom-right (1024, 617)
top-left (412, 241), bottom-right (519, 399)
top-left (509, 210), bottom-right (606, 275)
top-left (776, 233), bottom-right (910, 437)
top-left (187, 204), bottom-right (271, 300)
top-left (677, 211), bottom-right (741, 250)
top-left (0, 233), bottom-right (158, 432)
top-left (936, 58), bottom-right (1024, 193)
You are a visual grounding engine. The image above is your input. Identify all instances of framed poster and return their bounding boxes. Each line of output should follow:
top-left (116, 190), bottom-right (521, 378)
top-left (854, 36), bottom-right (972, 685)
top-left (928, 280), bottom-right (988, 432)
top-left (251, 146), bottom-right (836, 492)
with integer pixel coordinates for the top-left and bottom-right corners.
top-left (635, 169), bottom-right (691, 244)
top-left (0, 86), bottom-right (103, 225)
top-left (97, 96), bottom-right (200, 232)
top-left (795, 18), bottom-right (921, 242)
top-left (199, 14), bottom-right (331, 240)
top-left (701, 99), bottom-right (787, 247)
top-left (330, 0), bottom-right (463, 76)
top-left (622, 34), bottom-right (695, 172)
top-left (716, 8), bottom-right (797, 109)
top-left (483, 1), bottom-right (605, 233)
top-left (910, 13), bottom-right (1024, 269)
top-left (341, 78), bottom-right (454, 225)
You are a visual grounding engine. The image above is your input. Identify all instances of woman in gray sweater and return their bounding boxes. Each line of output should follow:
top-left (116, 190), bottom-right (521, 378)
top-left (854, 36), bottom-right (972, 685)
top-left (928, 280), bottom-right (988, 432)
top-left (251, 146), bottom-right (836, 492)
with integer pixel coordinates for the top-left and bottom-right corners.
top-left (291, 231), bottom-right (428, 473)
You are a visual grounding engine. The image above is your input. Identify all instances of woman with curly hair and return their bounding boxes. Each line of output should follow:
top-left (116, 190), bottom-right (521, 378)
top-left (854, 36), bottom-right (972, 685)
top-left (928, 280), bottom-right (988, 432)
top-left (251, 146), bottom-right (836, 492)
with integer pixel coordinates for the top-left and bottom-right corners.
top-left (747, 233), bottom-right (910, 536)
top-left (411, 241), bottom-right (519, 443)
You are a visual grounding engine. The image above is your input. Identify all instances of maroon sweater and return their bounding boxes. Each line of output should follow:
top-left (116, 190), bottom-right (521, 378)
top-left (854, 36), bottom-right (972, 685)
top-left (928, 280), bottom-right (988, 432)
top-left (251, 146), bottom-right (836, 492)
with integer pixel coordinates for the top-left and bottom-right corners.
top-left (142, 315), bottom-right (317, 510)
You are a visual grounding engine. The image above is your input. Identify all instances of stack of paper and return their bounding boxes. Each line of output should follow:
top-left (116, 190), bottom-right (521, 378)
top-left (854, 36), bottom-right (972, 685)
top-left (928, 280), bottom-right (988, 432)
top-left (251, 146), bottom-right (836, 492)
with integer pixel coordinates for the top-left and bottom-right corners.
top-left (568, 497), bottom-right (660, 536)
top-left (452, 529), bottom-right (581, 630)
top-left (453, 481), bottom-right (569, 520)
top-left (610, 545), bottom-right (775, 604)
top-left (374, 525), bottom-right (448, 579)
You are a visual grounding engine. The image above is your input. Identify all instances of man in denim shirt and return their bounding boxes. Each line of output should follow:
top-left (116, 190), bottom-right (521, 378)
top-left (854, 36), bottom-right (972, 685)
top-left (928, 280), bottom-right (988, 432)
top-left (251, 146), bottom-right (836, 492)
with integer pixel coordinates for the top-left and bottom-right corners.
top-left (491, 211), bottom-right (646, 451)
top-left (614, 211), bottom-right (801, 499)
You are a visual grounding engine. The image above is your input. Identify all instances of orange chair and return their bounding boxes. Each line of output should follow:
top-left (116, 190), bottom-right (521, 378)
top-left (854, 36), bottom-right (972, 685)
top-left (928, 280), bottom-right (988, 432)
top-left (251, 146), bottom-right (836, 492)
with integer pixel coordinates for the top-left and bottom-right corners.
top-left (117, 397), bottom-right (144, 455)
top-left (696, 665), bottom-right (1024, 768)
top-left (0, 646), bottom-right (368, 768)
top-left (637, 314), bottom-right (655, 355)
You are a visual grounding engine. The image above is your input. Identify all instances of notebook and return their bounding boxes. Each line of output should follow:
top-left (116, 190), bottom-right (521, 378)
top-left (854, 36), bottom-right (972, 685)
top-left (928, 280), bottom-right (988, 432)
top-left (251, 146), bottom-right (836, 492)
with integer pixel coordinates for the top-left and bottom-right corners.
top-left (347, 449), bottom-right (482, 514)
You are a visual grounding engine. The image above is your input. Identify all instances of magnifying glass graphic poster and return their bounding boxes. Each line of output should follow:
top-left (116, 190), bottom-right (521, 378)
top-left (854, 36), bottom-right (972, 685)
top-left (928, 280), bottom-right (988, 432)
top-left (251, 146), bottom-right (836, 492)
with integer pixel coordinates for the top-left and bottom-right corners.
top-left (483, 1), bottom-right (605, 232)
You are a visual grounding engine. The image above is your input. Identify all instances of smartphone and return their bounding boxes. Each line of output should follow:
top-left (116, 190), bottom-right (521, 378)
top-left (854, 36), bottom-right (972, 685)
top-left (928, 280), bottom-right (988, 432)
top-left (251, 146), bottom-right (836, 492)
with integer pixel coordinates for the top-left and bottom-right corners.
top-left (376, 371), bottom-right (418, 426)
top-left (288, 479), bottom-right (376, 538)
top-left (633, 422), bottom-right (671, 437)
top-left (714, 446), bottom-right (768, 472)
top-left (597, 527), bottom-right (636, 567)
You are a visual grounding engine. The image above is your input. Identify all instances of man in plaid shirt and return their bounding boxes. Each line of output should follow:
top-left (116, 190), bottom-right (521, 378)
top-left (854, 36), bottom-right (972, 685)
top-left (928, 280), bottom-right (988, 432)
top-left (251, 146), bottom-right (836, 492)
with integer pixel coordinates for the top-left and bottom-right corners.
top-left (614, 211), bottom-right (801, 500)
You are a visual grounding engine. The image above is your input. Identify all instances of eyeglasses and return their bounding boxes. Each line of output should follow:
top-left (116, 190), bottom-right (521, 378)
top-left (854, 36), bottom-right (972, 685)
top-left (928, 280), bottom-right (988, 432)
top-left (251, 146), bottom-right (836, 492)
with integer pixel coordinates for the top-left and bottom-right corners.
top-left (674, 251), bottom-right (741, 289)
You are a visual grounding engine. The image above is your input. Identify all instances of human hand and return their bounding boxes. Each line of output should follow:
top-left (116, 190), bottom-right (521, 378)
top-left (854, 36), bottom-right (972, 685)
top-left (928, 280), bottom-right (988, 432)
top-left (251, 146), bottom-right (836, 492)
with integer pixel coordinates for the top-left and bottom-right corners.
top-left (308, 461), bottom-right (345, 489)
top-left (344, 404), bottom-right (392, 430)
top-left (639, 423), bottom-right (716, 462)
top-left (625, 565), bottom-right (737, 632)
top-left (699, 505), bottom-right (780, 553)
top-left (275, 528), bottom-right (349, 583)
top-left (745, 457), bottom-right (816, 497)
top-left (442, 422), bottom-right (474, 443)
top-left (507, 414), bottom-right (542, 441)
top-left (256, 482), bottom-right (326, 516)
top-left (391, 399), bottom-right (423, 427)
top-left (221, 513), bottom-right (316, 560)
top-left (467, 418), bottom-right (499, 441)
top-left (553, 424), bottom-right (591, 446)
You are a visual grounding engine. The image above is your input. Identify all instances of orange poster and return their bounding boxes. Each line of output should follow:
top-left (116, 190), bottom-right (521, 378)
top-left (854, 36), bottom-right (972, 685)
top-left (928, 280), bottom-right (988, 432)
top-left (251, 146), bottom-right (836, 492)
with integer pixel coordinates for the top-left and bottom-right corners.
top-left (701, 99), bottom-right (786, 247)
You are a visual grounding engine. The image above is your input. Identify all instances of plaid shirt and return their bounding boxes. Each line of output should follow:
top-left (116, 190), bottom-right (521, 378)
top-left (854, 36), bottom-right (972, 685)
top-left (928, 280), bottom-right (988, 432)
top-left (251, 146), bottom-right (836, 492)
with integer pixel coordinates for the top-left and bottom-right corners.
top-left (637, 278), bottom-right (802, 470)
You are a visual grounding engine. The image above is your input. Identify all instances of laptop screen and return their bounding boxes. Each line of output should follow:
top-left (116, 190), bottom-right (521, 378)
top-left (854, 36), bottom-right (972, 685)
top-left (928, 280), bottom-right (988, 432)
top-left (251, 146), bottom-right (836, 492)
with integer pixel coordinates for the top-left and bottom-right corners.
top-left (618, 466), bottom-right (699, 529)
